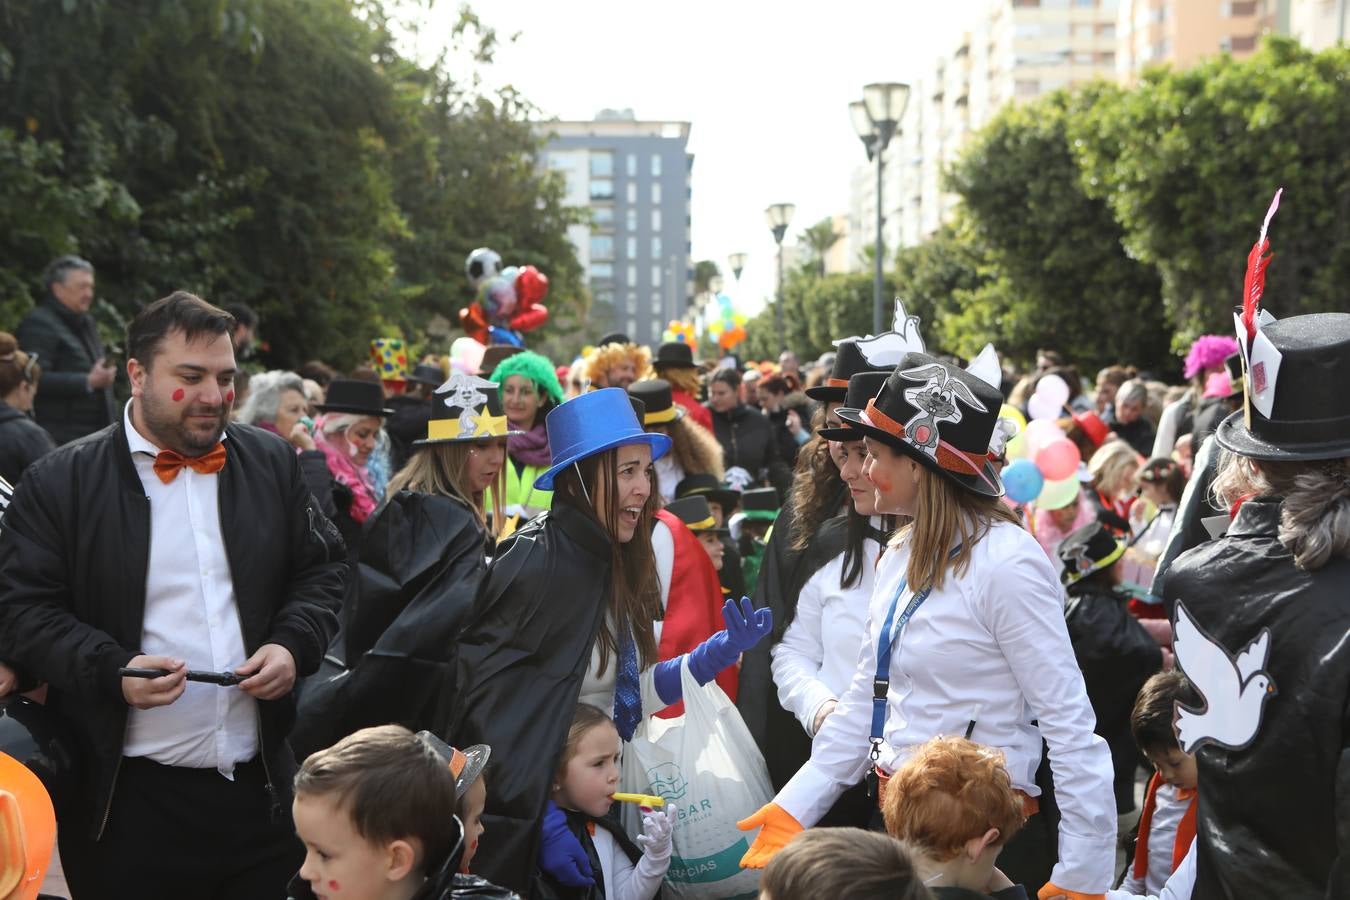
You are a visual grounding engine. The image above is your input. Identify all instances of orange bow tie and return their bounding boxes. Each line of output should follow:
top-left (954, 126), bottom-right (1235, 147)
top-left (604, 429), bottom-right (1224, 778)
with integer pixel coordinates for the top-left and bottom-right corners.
top-left (153, 443), bottom-right (227, 484)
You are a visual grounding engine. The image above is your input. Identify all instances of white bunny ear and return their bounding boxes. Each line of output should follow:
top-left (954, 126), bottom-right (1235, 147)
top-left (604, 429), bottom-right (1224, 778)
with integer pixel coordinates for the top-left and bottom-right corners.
top-left (965, 343), bottom-right (1001, 389)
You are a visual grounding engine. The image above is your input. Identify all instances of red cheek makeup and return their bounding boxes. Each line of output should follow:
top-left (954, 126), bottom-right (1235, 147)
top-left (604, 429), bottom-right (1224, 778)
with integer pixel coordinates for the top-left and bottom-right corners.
top-left (172, 388), bottom-right (185, 402)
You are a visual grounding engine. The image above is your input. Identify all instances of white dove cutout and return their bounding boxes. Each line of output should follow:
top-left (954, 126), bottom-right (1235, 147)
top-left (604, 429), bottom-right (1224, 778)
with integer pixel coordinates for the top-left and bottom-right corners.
top-left (1173, 602), bottom-right (1277, 754)
top-left (838, 298), bottom-right (927, 366)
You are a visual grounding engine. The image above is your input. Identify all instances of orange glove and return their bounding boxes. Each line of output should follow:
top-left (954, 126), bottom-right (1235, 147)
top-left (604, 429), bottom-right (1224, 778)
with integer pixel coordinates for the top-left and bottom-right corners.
top-left (737, 802), bottom-right (803, 868)
top-left (1037, 883), bottom-right (1105, 900)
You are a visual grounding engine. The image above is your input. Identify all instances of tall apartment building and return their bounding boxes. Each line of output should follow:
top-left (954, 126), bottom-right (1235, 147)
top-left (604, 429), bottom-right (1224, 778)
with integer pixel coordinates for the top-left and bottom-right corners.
top-left (538, 110), bottom-right (693, 345)
top-left (1116, 0), bottom-right (1281, 81)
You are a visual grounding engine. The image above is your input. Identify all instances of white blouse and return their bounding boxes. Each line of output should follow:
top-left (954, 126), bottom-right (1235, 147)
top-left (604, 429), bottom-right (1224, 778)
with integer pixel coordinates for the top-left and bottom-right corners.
top-left (770, 525), bottom-right (883, 736)
top-left (774, 520), bottom-right (1117, 892)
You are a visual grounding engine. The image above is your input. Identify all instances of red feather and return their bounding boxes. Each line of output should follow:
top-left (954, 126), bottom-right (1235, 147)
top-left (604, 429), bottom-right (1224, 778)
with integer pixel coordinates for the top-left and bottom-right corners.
top-left (1242, 189), bottom-right (1283, 342)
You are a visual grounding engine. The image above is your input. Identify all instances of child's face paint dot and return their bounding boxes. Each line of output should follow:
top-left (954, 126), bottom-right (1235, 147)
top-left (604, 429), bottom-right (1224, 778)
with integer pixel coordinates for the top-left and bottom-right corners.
top-left (328, 880), bottom-right (340, 891)
top-left (171, 388), bottom-right (185, 402)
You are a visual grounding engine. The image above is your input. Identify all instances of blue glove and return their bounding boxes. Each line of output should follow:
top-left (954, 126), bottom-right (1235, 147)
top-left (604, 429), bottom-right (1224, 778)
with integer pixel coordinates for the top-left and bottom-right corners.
top-left (538, 800), bottom-right (594, 888)
top-left (654, 597), bottom-right (773, 704)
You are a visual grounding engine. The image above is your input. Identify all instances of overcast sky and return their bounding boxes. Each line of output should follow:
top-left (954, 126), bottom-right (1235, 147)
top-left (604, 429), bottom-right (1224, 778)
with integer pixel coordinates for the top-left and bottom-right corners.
top-left (404, 0), bottom-right (981, 316)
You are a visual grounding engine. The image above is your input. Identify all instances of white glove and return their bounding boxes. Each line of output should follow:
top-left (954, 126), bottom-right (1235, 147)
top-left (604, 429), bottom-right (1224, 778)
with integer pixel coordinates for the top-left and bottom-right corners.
top-left (635, 805), bottom-right (677, 863)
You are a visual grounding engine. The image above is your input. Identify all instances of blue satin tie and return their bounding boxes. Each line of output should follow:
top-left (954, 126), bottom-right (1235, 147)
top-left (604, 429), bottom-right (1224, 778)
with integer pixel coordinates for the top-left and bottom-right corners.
top-left (613, 624), bottom-right (641, 742)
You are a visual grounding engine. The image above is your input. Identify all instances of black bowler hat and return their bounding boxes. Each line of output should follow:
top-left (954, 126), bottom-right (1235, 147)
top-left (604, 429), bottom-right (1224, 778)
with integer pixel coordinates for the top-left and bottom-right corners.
top-left (837, 352), bottom-right (1004, 498)
top-left (629, 379), bottom-right (683, 426)
top-left (675, 473), bottom-right (741, 515)
top-left (806, 340), bottom-right (884, 403)
top-left (665, 495), bottom-right (728, 535)
top-left (1217, 313), bottom-right (1350, 461)
top-left (408, 363), bottom-right (445, 387)
top-left (1058, 521), bottom-right (1126, 587)
top-left (740, 487), bottom-right (780, 522)
top-left (653, 341), bottom-right (698, 370)
top-left (318, 379), bottom-right (394, 417)
top-left (819, 371), bottom-right (890, 441)
top-left (597, 332), bottom-right (631, 348)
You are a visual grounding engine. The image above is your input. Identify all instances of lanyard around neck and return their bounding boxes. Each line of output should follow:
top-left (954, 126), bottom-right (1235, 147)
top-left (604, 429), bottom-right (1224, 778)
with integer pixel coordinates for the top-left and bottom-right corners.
top-left (869, 545), bottom-right (961, 760)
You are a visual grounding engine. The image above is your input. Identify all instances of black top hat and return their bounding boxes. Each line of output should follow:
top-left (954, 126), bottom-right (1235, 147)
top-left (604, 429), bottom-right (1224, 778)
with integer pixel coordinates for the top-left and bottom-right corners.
top-left (1058, 521), bottom-right (1126, 587)
top-left (414, 373), bottom-right (522, 446)
top-left (819, 371), bottom-right (890, 441)
top-left (805, 340), bottom-right (888, 402)
top-left (318, 379), bottom-right (394, 417)
top-left (740, 487), bottom-right (780, 522)
top-left (481, 345), bottom-right (524, 375)
top-left (665, 495), bottom-right (728, 535)
top-left (597, 332), bottom-right (631, 348)
top-left (408, 363), bottom-right (445, 387)
top-left (653, 342), bottom-right (698, 369)
top-left (628, 379), bottom-right (683, 426)
top-left (1217, 313), bottom-right (1350, 461)
top-left (837, 352), bottom-right (1005, 498)
top-left (675, 473), bottom-right (741, 514)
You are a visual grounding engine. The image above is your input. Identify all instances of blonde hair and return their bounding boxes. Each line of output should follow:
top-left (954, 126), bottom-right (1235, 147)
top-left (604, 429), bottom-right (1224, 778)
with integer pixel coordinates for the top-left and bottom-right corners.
top-left (1088, 439), bottom-right (1140, 498)
top-left (657, 366), bottom-right (701, 397)
top-left (890, 462), bottom-right (1021, 592)
top-left (1212, 451), bottom-right (1350, 571)
top-left (584, 343), bottom-right (651, 387)
top-left (386, 439), bottom-right (506, 538)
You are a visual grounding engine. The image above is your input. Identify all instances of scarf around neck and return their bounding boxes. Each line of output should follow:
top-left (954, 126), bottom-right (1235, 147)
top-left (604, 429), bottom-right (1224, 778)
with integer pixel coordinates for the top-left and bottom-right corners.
top-left (508, 420), bottom-right (551, 468)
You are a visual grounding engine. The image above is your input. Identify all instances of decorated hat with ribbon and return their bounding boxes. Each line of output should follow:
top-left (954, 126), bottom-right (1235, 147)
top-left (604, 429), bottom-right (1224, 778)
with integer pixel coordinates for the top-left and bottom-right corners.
top-left (1218, 189), bottom-right (1350, 461)
top-left (665, 495), bottom-right (728, 535)
top-left (818, 371), bottom-right (890, 441)
top-left (370, 338), bottom-right (410, 383)
top-left (1057, 520), bottom-right (1126, 587)
top-left (805, 298), bottom-right (927, 403)
top-left (675, 473), bottom-right (741, 515)
top-left (414, 372), bottom-right (522, 446)
top-left (628, 379), bottom-right (683, 426)
top-left (534, 388), bottom-right (672, 490)
top-left (837, 351), bottom-right (1005, 498)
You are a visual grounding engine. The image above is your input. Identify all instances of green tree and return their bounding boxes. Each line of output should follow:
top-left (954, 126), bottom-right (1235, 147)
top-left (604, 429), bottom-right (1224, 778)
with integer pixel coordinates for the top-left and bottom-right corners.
top-left (1071, 37), bottom-right (1350, 346)
top-left (742, 271), bottom-right (896, 361)
top-left (797, 218), bottom-right (841, 277)
top-left (692, 260), bottom-right (721, 295)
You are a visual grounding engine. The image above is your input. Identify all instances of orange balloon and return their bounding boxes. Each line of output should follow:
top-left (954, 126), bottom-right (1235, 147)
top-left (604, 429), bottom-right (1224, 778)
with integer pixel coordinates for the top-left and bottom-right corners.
top-left (0, 752), bottom-right (55, 900)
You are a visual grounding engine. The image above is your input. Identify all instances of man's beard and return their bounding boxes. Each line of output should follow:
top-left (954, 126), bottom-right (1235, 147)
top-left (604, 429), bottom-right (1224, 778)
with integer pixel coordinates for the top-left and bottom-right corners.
top-left (140, 390), bottom-right (228, 455)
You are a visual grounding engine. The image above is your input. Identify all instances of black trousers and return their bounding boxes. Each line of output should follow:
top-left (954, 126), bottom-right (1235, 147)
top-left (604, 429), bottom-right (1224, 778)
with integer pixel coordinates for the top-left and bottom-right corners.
top-left (59, 756), bottom-right (302, 900)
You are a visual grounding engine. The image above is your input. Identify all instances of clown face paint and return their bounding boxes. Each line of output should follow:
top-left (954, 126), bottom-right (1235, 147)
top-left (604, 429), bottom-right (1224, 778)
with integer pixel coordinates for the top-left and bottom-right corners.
top-left (172, 388), bottom-right (186, 402)
top-left (863, 437), bottom-right (921, 517)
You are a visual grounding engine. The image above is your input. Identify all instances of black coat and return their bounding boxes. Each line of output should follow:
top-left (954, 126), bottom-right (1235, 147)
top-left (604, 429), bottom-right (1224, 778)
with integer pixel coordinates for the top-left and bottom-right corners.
top-left (451, 500), bottom-right (613, 895)
top-left (0, 420), bottom-right (347, 837)
top-left (0, 401), bottom-right (56, 483)
top-left (385, 394), bottom-right (434, 473)
top-left (291, 491), bottom-right (487, 760)
top-left (1159, 498), bottom-right (1350, 899)
top-left (707, 404), bottom-right (791, 493)
top-left (1063, 580), bottom-right (1161, 813)
top-left (14, 298), bottom-right (116, 445)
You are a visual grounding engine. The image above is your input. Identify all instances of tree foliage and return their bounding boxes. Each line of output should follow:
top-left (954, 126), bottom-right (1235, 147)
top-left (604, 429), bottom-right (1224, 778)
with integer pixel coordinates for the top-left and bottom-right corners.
top-left (742, 270), bottom-right (895, 362)
top-left (0, 0), bottom-right (584, 368)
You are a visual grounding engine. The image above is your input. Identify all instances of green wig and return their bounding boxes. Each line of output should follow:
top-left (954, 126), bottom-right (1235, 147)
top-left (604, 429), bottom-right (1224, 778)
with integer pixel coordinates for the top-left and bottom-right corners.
top-left (490, 350), bottom-right (565, 406)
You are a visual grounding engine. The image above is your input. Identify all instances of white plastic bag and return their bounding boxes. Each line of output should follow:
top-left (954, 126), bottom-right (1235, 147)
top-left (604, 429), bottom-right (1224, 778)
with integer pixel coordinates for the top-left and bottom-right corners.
top-left (621, 659), bottom-right (773, 899)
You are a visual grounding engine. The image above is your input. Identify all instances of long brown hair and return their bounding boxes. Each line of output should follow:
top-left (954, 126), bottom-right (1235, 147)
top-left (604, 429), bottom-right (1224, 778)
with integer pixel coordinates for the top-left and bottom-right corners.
top-left (657, 418), bottom-right (724, 481)
top-left (552, 446), bottom-right (662, 675)
top-left (386, 440), bottom-right (506, 538)
top-left (890, 463), bottom-right (1021, 592)
top-left (790, 404), bottom-right (844, 551)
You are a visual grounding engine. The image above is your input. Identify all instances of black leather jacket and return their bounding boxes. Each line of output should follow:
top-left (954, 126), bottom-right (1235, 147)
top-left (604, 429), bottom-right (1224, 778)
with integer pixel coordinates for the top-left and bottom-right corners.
top-left (0, 401), bottom-right (55, 483)
top-left (0, 420), bottom-right (346, 837)
top-left (451, 500), bottom-right (613, 894)
top-left (14, 298), bottom-right (116, 445)
top-left (1160, 497), bottom-right (1350, 899)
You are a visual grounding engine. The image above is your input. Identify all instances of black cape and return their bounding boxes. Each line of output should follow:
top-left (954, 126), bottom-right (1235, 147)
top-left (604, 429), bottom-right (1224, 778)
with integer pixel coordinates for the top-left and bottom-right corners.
top-left (1160, 498), bottom-right (1350, 899)
top-left (451, 500), bottom-right (613, 895)
top-left (290, 491), bottom-right (487, 759)
top-left (736, 500), bottom-right (851, 790)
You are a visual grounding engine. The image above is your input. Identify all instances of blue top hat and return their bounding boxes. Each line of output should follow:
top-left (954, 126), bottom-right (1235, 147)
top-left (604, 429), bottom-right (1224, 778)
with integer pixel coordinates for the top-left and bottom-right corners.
top-left (534, 388), bottom-right (672, 490)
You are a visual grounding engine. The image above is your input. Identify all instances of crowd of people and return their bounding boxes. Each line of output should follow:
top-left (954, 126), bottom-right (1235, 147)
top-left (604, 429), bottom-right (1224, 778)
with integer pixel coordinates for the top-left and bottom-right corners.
top-left (0, 246), bottom-right (1345, 900)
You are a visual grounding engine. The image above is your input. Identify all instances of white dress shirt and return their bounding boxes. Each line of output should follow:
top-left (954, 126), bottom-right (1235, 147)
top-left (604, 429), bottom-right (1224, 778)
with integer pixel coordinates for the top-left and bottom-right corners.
top-left (1117, 782), bottom-right (1191, 895)
top-left (770, 523), bottom-right (882, 736)
top-left (121, 402), bottom-right (258, 776)
top-left (1109, 838), bottom-right (1196, 900)
top-left (774, 520), bottom-right (1116, 892)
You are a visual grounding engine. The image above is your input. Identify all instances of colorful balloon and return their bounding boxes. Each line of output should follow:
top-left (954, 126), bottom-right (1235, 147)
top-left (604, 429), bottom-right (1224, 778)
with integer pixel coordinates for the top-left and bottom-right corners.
top-left (1003, 459), bottom-right (1045, 505)
top-left (1035, 374), bottom-right (1071, 409)
top-left (998, 403), bottom-right (1027, 433)
top-left (1027, 393), bottom-right (1061, 422)
top-left (1037, 476), bottom-right (1080, 511)
top-left (1024, 419), bottom-right (1065, 455)
top-left (515, 266), bottom-right (550, 306)
top-left (1035, 438), bottom-right (1082, 481)
top-left (1004, 429), bottom-right (1029, 461)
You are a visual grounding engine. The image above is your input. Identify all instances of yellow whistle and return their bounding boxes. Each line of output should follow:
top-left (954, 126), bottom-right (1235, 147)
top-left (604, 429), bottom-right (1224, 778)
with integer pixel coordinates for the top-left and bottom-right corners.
top-left (610, 792), bottom-right (666, 808)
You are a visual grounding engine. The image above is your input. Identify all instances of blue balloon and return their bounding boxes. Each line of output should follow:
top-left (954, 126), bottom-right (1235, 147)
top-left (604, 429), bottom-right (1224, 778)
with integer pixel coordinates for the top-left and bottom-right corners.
top-left (718, 293), bottom-right (733, 311)
top-left (487, 326), bottom-right (524, 347)
top-left (1003, 459), bottom-right (1044, 505)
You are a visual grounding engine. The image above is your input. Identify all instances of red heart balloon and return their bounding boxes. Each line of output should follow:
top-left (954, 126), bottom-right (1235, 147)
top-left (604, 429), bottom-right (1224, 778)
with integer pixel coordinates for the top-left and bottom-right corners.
top-left (510, 304), bottom-right (549, 334)
top-left (515, 266), bottom-right (549, 307)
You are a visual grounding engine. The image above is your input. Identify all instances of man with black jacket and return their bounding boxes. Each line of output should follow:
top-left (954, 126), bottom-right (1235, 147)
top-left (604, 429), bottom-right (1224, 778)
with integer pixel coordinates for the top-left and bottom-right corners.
top-left (14, 255), bottom-right (118, 445)
top-left (706, 367), bottom-right (791, 494)
top-left (0, 291), bottom-right (346, 900)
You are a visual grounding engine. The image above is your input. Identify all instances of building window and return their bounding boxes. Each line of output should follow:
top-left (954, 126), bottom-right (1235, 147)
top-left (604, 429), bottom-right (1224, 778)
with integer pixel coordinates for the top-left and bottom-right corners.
top-left (1097, 22), bottom-right (1115, 38)
top-left (1230, 33), bottom-right (1257, 51)
top-left (626, 182), bottom-right (637, 203)
top-left (651, 265), bottom-right (662, 287)
top-left (591, 262), bottom-right (613, 280)
top-left (589, 152), bottom-right (613, 178)
top-left (625, 293), bottom-right (638, 314)
top-left (627, 265), bottom-right (637, 288)
top-left (626, 236), bottom-right (637, 258)
top-left (626, 316), bottom-right (638, 337)
top-left (592, 287), bottom-right (614, 307)
top-left (626, 208), bottom-right (637, 230)
top-left (651, 209), bottom-right (662, 230)
top-left (1232, 0), bottom-right (1258, 14)
top-left (1073, 51), bottom-right (1094, 65)
top-left (590, 235), bottom-right (614, 260)
top-left (651, 153), bottom-right (662, 177)
top-left (1015, 79), bottom-right (1040, 97)
top-left (589, 179), bottom-right (613, 201)
top-left (650, 321), bottom-right (663, 343)
top-left (1099, 51), bottom-right (1116, 66)
top-left (1074, 0), bottom-right (1094, 7)
top-left (593, 206), bottom-right (614, 227)
top-left (626, 154), bottom-right (637, 177)
top-left (651, 237), bottom-right (662, 257)
top-left (651, 183), bottom-right (662, 204)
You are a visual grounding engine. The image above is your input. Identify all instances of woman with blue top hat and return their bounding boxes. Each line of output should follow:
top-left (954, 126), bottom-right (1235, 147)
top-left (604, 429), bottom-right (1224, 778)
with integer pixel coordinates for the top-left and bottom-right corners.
top-left (290, 372), bottom-right (519, 759)
top-left (737, 351), bottom-right (1115, 900)
top-left (450, 387), bottom-right (773, 895)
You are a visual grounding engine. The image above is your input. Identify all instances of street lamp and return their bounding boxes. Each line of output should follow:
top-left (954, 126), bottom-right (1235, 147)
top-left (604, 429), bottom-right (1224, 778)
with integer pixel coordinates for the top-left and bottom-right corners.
top-left (728, 252), bottom-right (748, 282)
top-left (765, 203), bottom-right (795, 354)
top-left (851, 81), bottom-right (911, 335)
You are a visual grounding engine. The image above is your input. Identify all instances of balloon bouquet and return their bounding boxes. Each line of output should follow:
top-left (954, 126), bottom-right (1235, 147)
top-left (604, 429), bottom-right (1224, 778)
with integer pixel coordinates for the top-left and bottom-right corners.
top-left (459, 247), bottom-right (550, 347)
top-left (704, 293), bottom-right (747, 352)
top-left (1000, 374), bottom-right (1083, 510)
top-left (662, 320), bottom-right (697, 354)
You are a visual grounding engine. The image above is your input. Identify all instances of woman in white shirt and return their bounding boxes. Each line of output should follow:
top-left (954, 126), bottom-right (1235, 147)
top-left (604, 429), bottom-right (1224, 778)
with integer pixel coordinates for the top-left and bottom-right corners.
top-left (739, 352), bottom-right (1116, 900)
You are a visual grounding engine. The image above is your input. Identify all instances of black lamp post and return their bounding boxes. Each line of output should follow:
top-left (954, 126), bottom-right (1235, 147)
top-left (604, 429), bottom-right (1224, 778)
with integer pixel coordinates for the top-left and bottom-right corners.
top-left (764, 204), bottom-right (795, 354)
top-left (851, 82), bottom-right (911, 335)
